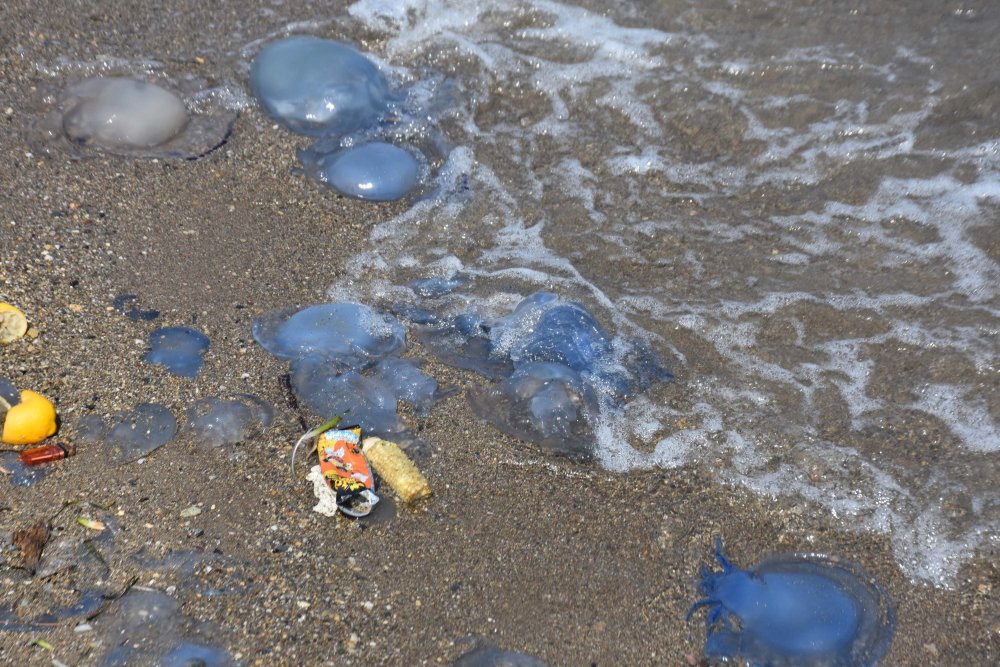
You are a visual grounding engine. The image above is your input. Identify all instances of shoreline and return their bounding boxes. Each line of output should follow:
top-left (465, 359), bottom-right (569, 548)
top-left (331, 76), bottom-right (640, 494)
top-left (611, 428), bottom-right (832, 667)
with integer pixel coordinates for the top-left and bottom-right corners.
top-left (2, 1), bottom-right (999, 664)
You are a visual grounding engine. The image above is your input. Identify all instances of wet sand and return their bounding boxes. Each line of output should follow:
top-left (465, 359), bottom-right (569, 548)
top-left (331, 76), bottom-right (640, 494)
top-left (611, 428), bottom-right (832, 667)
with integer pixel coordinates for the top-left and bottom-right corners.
top-left (2, 1), bottom-right (999, 665)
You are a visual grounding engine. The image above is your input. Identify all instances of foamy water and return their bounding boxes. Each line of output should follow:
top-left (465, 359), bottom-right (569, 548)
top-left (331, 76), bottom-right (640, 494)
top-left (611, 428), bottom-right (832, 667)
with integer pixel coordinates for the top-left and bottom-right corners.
top-left (287, 0), bottom-right (999, 586)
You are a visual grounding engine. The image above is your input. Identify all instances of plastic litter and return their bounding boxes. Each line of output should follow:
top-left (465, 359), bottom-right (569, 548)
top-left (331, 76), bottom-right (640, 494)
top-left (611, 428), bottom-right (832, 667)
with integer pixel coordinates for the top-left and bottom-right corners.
top-left (20, 441), bottom-right (75, 465)
top-left (295, 418), bottom-right (379, 518)
top-left (362, 436), bottom-right (431, 504)
top-left (317, 426), bottom-right (379, 518)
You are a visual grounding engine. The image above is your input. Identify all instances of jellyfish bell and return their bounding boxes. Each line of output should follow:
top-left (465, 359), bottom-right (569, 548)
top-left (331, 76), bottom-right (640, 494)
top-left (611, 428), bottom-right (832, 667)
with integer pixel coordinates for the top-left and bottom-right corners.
top-left (301, 141), bottom-right (422, 201)
top-left (250, 35), bottom-right (393, 137)
top-left (62, 77), bottom-right (189, 149)
top-left (34, 71), bottom-right (238, 160)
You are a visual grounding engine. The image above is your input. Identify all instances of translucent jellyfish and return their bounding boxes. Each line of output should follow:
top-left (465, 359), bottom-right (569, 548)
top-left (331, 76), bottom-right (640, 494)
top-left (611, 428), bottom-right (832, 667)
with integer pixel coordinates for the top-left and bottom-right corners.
top-left (454, 646), bottom-right (548, 667)
top-left (112, 293), bottom-right (159, 321)
top-left (52, 77), bottom-right (236, 159)
top-left (252, 303), bottom-right (405, 367)
top-left (467, 362), bottom-right (599, 456)
top-left (94, 588), bottom-right (235, 667)
top-left (415, 313), bottom-right (513, 380)
top-left (105, 403), bottom-right (178, 463)
top-left (300, 141), bottom-right (422, 201)
top-left (0, 589), bottom-right (108, 631)
top-left (145, 326), bottom-right (210, 378)
top-left (185, 394), bottom-right (274, 447)
top-left (493, 293), bottom-right (612, 373)
top-left (160, 642), bottom-right (232, 667)
top-left (74, 414), bottom-right (108, 443)
top-left (0, 376), bottom-right (19, 407)
top-left (1, 450), bottom-right (52, 486)
top-left (388, 302), bottom-right (440, 325)
top-left (416, 292), bottom-right (671, 452)
top-left (250, 35), bottom-right (393, 137)
top-left (371, 357), bottom-right (439, 415)
top-left (690, 540), bottom-right (896, 666)
top-left (64, 78), bottom-right (187, 147)
top-left (417, 293), bottom-right (617, 381)
top-left (290, 356), bottom-right (407, 437)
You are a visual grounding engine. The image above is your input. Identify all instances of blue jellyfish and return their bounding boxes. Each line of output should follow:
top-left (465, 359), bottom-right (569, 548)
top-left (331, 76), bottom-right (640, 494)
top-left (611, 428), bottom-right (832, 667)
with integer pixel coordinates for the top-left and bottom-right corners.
top-left (250, 36), bottom-right (393, 137)
top-left (145, 327), bottom-right (210, 378)
top-left (690, 540), bottom-right (896, 666)
top-left (105, 403), bottom-right (178, 463)
top-left (302, 141), bottom-right (421, 201)
top-left (252, 303), bottom-right (405, 367)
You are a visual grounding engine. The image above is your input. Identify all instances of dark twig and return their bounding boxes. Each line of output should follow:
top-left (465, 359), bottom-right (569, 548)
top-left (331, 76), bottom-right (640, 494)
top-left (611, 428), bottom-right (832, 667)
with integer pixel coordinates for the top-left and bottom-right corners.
top-left (280, 373), bottom-right (309, 430)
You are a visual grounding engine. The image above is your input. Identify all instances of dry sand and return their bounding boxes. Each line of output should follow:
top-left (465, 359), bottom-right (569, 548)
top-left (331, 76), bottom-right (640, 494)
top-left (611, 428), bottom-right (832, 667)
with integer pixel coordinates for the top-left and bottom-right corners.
top-left (2, 0), bottom-right (999, 665)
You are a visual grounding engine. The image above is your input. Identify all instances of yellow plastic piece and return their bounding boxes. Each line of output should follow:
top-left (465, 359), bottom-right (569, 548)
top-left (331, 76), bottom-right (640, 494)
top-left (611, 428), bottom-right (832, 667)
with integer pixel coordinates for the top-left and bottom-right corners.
top-left (362, 436), bottom-right (432, 503)
top-left (2, 390), bottom-right (58, 446)
top-left (0, 303), bottom-right (28, 344)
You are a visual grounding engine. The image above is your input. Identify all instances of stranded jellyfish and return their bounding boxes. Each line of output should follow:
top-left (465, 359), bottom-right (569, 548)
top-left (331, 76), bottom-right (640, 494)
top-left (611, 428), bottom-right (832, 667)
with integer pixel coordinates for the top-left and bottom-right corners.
top-left (690, 540), bottom-right (896, 666)
top-left (185, 395), bottom-right (274, 447)
top-left (47, 76), bottom-right (237, 159)
top-left (253, 302), bottom-right (444, 439)
top-left (250, 35), bottom-right (393, 137)
top-left (63, 78), bottom-right (188, 148)
top-left (1, 450), bottom-right (53, 487)
top-left (467, 362), bottom-right (599, 456)
top-left (252, 303), bottom-right (404, 366)
top-left (453, 646), bottom-right (548, 667)
top-left (104, 403), bottom-right (178, 463)
top-left (289, 355), bottom-right (438, 437)
top-left (94, 589), bottom-right (234, 667)
top-left (300, 141), bottom-right (422, 201)
top-left (145, 327), bottom-right (210, 378)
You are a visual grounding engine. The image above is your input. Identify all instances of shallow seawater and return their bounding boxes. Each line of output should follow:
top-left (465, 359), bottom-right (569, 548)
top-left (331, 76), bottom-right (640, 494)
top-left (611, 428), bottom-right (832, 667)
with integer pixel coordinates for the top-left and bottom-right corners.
top-left (309, 0), bottom-right (1000, 586)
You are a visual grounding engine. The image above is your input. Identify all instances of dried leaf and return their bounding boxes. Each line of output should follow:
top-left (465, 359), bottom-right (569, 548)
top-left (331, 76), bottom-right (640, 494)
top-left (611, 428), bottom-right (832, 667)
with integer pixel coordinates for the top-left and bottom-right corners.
top-left (13, 521), bottom-right (49, 573)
